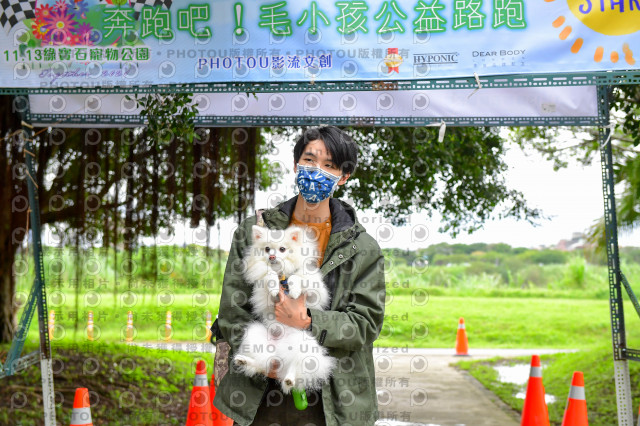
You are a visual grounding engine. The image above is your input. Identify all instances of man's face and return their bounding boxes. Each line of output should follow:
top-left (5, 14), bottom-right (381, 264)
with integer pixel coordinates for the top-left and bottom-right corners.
top-left (294, 139), bottom-right (350, 186)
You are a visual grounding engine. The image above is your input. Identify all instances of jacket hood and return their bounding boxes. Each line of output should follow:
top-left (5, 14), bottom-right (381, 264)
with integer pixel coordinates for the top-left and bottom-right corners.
top-left (261, 194), bottom-right (367, 236)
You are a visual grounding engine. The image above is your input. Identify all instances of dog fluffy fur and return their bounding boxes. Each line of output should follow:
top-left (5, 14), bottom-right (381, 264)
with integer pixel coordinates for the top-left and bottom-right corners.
top-left (232, 224), bottom-right (336, 394)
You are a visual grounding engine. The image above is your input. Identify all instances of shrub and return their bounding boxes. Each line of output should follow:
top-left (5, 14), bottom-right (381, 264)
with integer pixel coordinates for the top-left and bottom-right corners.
top-left (466, 261), bottom-right (500, 276)
top-left (520, 265), bottom-right (546, 288)
top-left (561, 257), bottom-right (587, 289)
top-left (517, 249), bottom-right (569, 265)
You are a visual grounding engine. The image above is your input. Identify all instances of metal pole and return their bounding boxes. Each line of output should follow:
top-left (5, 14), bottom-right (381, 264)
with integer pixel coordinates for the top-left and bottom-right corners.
top-left (598, 86), bottom-right (634, 426)
top-left (20, 106), bottom-right (56, 426)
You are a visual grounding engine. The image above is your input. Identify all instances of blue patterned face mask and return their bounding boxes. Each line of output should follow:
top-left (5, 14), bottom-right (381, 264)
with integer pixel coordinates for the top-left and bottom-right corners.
top-left (295, 163), bottom-right (342, 203)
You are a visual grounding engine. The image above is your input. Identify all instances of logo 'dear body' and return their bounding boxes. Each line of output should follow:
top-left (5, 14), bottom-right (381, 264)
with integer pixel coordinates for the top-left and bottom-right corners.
top-left (252, 225), bottom-right (267, 243)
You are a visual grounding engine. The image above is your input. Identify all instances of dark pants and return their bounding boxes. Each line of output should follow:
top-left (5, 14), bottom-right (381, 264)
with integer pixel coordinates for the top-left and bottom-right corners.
top-left (233, 378), bottom-right (325, 426)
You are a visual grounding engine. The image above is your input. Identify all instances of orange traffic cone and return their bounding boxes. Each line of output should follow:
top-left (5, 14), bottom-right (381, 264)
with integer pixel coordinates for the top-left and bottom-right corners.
top-left (561, 371), bottom-right (588, 426)
top-left (210, 373), bottom-right (234, 426)
top-left (186, 360), bottom-right (214, 426)
top-left (455, 317), bottom-right (469, 356)
top-left (69, 388), bottom-right (93, 426)
top-left (521, 355), bottom-right (550, 426)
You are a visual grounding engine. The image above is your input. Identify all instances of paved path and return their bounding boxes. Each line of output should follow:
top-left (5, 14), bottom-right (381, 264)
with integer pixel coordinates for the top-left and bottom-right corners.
top-left (130, 343), bottom-right (575, 426)
top-left (370, 348), bottom-right (574, 426)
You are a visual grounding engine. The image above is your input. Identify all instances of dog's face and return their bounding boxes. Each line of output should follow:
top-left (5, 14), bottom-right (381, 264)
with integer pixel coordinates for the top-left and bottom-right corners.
top-left (250, 225), bottom-right (304, 275)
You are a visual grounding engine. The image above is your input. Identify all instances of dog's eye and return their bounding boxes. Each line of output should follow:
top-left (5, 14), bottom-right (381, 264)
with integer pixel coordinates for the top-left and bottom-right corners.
top-left (264, 247), bottom-right (270, 253)
top-left (279, 247), bottom-right (286, 253)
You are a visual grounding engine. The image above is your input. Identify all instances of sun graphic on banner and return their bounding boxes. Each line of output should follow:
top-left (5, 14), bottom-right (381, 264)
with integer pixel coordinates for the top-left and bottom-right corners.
top-left (546, 0), bottom-right (638, 65)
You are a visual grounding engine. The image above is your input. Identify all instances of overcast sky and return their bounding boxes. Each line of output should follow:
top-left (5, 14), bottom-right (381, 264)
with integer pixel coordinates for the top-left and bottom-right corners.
top-left (145, 130), bottom-right (639, 251)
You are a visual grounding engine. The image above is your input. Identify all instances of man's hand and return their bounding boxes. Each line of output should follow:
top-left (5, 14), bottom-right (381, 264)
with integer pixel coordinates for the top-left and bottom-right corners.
top-left (274, 286), bottom-right (311, 329)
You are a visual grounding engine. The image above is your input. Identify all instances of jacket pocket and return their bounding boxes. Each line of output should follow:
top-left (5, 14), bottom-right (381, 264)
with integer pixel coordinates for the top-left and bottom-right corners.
top-left (329, 350), bottom-right (375, 424)
top-left (351, 351), bottom-right (370, 393)
top-left (332, 350), bottom-right (369, 394)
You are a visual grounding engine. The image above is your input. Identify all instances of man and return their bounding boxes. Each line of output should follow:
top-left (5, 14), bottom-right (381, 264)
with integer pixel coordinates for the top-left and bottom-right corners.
top-left (213, 125), bottom-right (386, 426)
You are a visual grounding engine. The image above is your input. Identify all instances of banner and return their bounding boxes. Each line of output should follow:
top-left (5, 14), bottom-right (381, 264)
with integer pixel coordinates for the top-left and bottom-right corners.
top-left (27, 86), bottom-right (599, 126)
top-left (1, 0), bottom-right (638, 88)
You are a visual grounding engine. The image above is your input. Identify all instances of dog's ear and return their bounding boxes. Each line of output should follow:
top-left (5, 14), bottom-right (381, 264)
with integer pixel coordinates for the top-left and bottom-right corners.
top-left (286, 226), bottom-right (301, 243)
top-left (252, 225), bottom-right (266, 242)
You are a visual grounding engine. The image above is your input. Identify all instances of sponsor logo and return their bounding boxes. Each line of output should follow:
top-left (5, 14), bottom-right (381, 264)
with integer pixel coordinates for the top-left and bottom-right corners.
top-left (413, 52), bottom-right (459, 65)
top-left (384, 47), bottom-right (403, 73)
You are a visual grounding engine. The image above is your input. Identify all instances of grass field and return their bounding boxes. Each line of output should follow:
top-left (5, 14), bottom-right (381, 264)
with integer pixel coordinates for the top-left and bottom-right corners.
top-left (7, 246), bottom-right (640, 424)
top-left (17, 292), bottom-right (640, 351)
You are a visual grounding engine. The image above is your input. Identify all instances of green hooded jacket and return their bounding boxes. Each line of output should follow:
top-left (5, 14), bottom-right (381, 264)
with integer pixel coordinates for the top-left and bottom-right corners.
top-left (213, 195), bottom-right (386, 426)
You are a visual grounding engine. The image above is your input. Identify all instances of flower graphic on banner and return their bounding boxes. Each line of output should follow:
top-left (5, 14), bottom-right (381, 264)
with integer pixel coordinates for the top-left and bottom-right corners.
top-left (76, 21), bottom-right (92, 38)
top-left (44, 6), bottom-right (78, 43)
top-left (548, 0), bottom-right (638, 65)
top-left (35, 3), bottom-right (55, 21)
top-left (26, 0), bottom-right (103, 45)
top-left (67, 0), bottom-right (89, 20)
top-left (31, 19), bottom-right (49, 40)
top-left (54, 0), bottom-right (68, 11)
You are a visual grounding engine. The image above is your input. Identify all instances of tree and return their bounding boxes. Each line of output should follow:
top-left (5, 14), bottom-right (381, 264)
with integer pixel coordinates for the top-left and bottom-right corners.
top-left (269, 126), bottom-right (542, 235)
top-left (0, 93), bottom-right (279, 343)
top-left (510, 85), bottom-right (640, 252)
top-left (0, 95), bottom-right (29, 344)
top-left (2, 109), bottom-right (548, 343)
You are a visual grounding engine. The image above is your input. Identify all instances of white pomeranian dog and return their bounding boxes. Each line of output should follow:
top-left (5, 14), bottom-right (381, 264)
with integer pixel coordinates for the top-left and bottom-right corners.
top-left (232, 224), bottom-right (337, 394)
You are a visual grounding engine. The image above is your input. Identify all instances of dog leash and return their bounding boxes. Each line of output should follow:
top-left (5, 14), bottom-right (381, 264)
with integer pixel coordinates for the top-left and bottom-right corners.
top-left (279, 273), bottom-right (290, 295)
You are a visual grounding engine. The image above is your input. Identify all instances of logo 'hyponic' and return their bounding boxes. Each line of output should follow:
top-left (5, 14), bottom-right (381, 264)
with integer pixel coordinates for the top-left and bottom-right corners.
top-left (413, 52), bottom-right (459, 65)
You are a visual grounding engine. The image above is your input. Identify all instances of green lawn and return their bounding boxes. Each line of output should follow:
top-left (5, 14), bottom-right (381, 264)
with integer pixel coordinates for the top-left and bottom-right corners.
top-left (382, 295), bottom-right (640, 349)
top-left (23, 291), bottom-right (639, 351)
top-left (7, 211), bottom-right (640, 424)
top-left (8, 280), bottom-right (640, 425)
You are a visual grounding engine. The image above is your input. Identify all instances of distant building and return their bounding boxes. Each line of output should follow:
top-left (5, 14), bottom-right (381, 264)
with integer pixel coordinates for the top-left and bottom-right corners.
top-left (555, 232), bottom-right (589, 251)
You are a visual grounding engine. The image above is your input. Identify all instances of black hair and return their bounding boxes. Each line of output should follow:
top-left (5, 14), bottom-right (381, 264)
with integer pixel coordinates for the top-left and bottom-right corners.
top-left (293, 126), bottom-right (358, 176)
